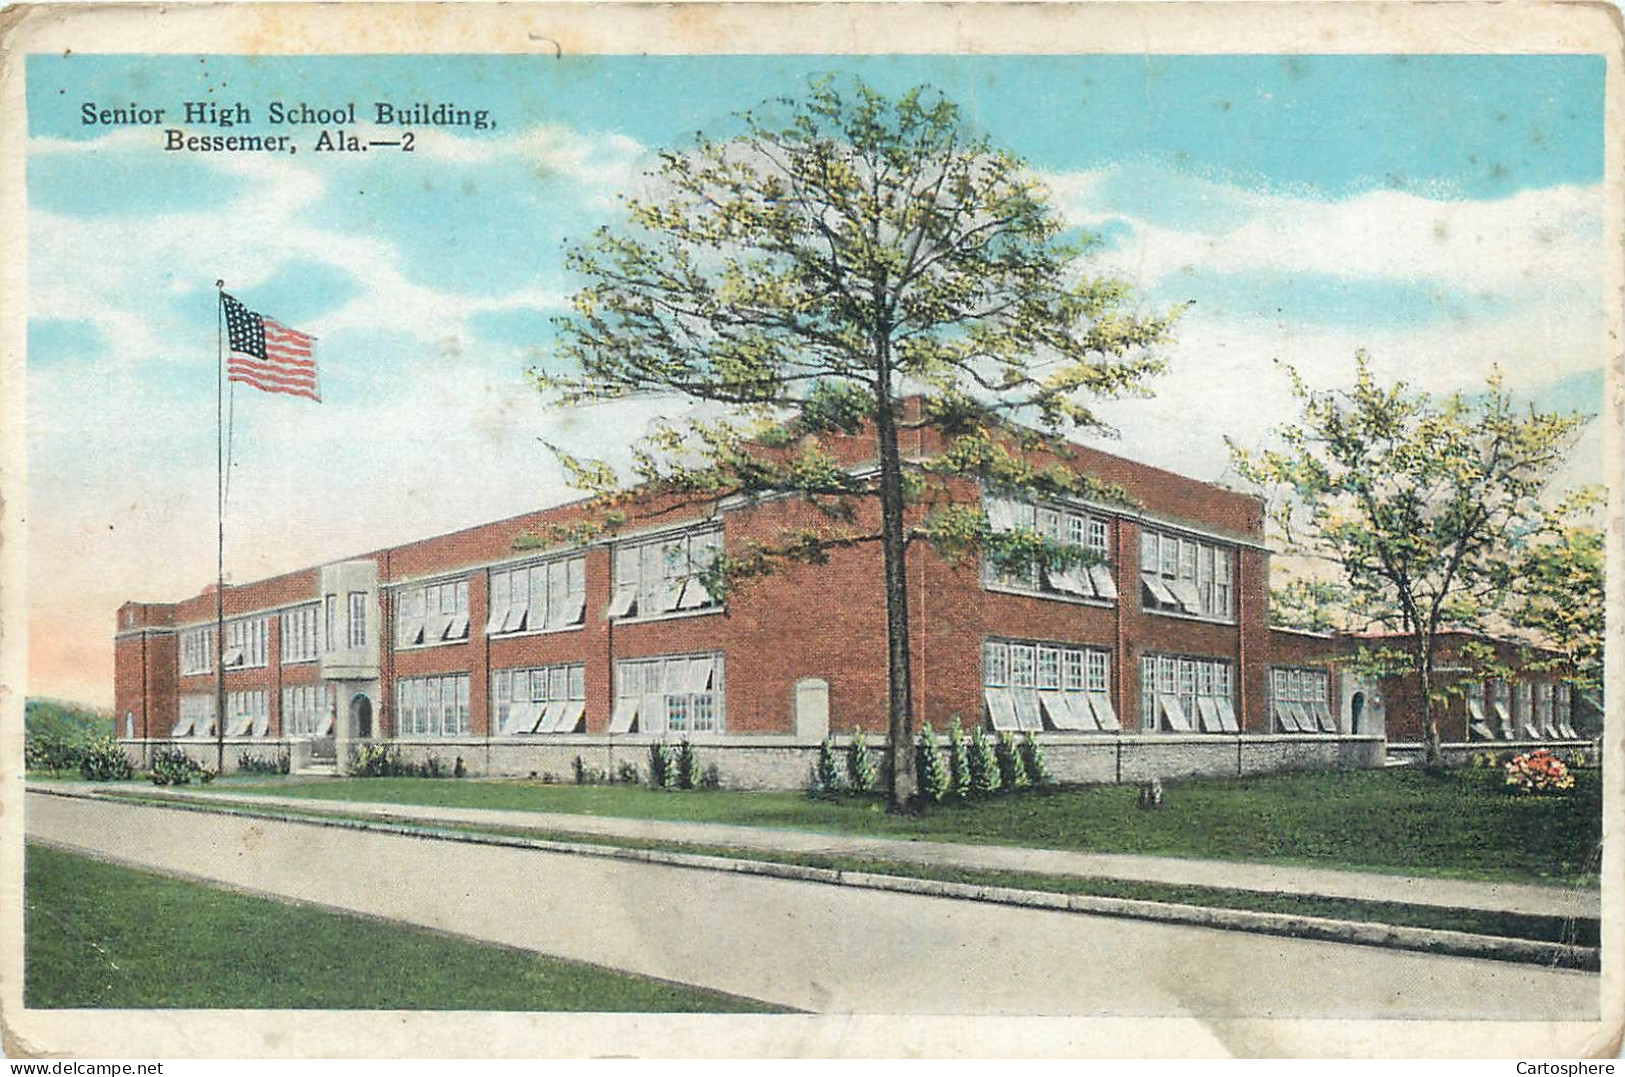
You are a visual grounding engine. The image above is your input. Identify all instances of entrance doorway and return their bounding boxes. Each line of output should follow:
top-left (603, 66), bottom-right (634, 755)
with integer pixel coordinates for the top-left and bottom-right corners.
top-left (351, 693), bottom-right (373, 739)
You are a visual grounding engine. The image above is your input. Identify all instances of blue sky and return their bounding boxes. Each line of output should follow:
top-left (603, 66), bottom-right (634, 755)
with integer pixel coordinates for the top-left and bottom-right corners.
top-left (25, 53), bottom-right (1609, 703)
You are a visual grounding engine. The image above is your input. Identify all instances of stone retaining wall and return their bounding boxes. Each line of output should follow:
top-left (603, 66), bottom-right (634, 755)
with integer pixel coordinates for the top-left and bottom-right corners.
top-left (119, 733), bottom-right (1386, 789)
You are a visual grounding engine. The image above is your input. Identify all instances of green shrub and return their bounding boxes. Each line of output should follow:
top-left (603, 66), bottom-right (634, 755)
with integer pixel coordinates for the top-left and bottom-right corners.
top-left (26, 700), bottom-right (108, 774)
top-left (812, 736), bottom-right (842, 796)
top-left (916, 723), bottom-right (948, 804)
top-left (699, 763), bottom-right (722, 790)
top-left (648, 741), bottom-right (675, 789)
top-left (846, 727), bottom-right (876, 794)
top-left (616, 761), bottom-right (641, 785)
top-left (967, 725), bottom-right (1000, 798)
top-left (994, 731), bottom-right (1029, 791)
top-left (422, 754), bottom-right (447, 779)
top-left (947, 717), bottom-right (970, 799)
top-left (78, 736), bottom-right (133, 782)
top-left (454, 755), bottom-right (467, 779)
top-left (236, 749), bottom-right (291, 776)
top-left (149, 747), bottom-right (215, 786)
top-left (1019, 731), bottom-right (1051, 786)
top-left (676, 739), bottom-right (699, 790)
top-left (348, 743), bottom-right (399, 777)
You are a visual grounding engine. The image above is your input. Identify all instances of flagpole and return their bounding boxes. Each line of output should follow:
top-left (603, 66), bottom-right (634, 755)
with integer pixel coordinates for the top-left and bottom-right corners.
top-left (215, 280), bottom-right (227, 777)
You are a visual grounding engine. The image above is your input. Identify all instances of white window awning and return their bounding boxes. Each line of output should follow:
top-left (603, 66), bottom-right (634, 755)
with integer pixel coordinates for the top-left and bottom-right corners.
top-left (503, 701), bottom-right (539, 736)
top-left (608, 583), bottom-right (638, 619)
top-left (676, 577), bottom-right (711, 610)
top-left (1088, 692), bottom-right (1120, 731)
top-left (443, 611), bottom-right (469, 640)
top-left (1286, 701), bottom-right (1314, 733)
top-left (1558, 721), bottom-right (1578, 739)
top-left (684, 657), bottom-right (715, 694)
top-left (551, 591), bottom-right (587, 629)
top-left (1215, 697), bottom-right (1239, 733)
top-left (1087, 564), bottom-right (1118, 601)
top-left (1011, 688), bottom-right (1043, 731)
top-left (1166, 579), bottom-right (1203, 613)
top-left (226, 713), bottom-right (253, 737)
top-left (1311, 700), bottom-right (1336, 732)
top-left (1196, 697), bottom-right (1223, 733)
top-left (550, 699), bottom-right (586, 734)
top-left (170, 714), bottom-right (194, 737)
top-left (1469, 720), bottom-right (1495, 740)
top-left (500, 603), bottom-right (528, 634)
top-left (1141, 574), bottom-right (1179, 607)
top-left (1273, 700), bottom-right (1299, 732)
top-left (251, 711), bottom-right (270, 738)
top-left (223, 647), bottom-right (245, 668)
top-left (984, 687), bottom-right (1019, 731)
top-left (1159, 695), bottom-right (1192, 732)
top-left (1038, 690), bottom-right (1087, 731)
top-left (608, 696), bottom-right (639, 735)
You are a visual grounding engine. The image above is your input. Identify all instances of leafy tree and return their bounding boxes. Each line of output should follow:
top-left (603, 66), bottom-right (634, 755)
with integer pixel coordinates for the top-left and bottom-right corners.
top-left (916, 722), bottom-right (949, 804)
top-left (1229, 354), bottom-right (1590, 768)
top-left (846, 726), bottom-right (877, 793)
top-left (1266, 578), bottom-right (1350, 634)
top-left (1504, 498), bottom-right (1604, 691)
top-left (534, 77), bottom-right (1178, 809)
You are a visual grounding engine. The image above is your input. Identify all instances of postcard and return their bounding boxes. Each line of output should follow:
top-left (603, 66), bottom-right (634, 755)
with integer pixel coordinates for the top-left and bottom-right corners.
top-left (2, 1), bottom-right (1620, 1060)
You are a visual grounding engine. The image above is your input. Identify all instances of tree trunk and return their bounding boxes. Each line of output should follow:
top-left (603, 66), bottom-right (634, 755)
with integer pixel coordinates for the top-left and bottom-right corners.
top-left (872, 396), bottom-right (917, 810)
top-left (1418, 629), bottom-right (1442, 770)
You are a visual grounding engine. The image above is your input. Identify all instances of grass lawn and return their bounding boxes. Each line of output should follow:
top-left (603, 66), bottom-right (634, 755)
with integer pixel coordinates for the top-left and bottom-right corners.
top-left (214, 766), bottom-right (1603, 886)
top-left (24, 843), bottom-right (782, 1011)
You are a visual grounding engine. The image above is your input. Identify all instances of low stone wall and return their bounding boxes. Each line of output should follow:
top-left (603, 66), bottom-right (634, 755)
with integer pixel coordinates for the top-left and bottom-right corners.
top-left (117, 738), bottom-right (287, 775)
top-left (1386, 740), bottom-right (1598, 766)
top-left (119, 733), bottom-right (1387, 789)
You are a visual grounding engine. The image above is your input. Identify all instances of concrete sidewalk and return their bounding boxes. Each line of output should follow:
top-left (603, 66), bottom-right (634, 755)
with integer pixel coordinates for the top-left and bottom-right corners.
top-left (103, 783), bottom-right (1600, 920)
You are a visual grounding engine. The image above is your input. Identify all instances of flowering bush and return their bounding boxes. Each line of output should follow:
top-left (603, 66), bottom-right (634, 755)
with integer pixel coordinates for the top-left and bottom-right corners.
top-left (1504, 749), bottom-right (1574, 795)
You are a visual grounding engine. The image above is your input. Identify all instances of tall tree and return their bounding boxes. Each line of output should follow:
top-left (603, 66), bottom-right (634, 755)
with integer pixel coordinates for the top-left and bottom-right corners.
top-left (1504, 496), bottom-right (1605, 691)
top-left (1229, 354), bottom-right (1590, 768)
top-left (533, 78), bottom-right (1178, 808)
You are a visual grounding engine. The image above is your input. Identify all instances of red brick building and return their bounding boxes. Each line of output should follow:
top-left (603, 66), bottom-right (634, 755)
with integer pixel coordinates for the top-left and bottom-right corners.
top-left (119, 410), bottom-right (1587, 786)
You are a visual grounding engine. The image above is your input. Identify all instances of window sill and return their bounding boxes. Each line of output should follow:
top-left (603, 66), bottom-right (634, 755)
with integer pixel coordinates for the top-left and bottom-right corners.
top-left (611, 606), bottom-right (725, 626)
top-left (487, 623), bottom-right (586, 640)
top-left (1141, 607), bottom-right (1236, 627)
top-left (397, 636), bottom-right (473, 651)
top-left (983, 584), bottom-right (1115, 608)
top-left (280, 658), bottom-right (319, 666)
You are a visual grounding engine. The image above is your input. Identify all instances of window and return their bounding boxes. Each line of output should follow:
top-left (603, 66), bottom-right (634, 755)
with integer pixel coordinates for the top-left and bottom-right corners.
top-left (982, 638), bottom-right (1116, 733)
top-left (280, 683), bottom-right (335, 737)
top-left (1515, 680), bottom-right (1539, 739)
top-left (1556, 683), bottom-right (1577, 738)
top-left (486, 555), bottom-right (587, 635)
top-left (348, 592), bottom-right (368, 648)
top-left (225, 689), bottom-right (270, 737)
top-left (172, 694), bottom-right (216, 737)
top-left (1489, 678), bottom-right (1514, 738)
top-left (983, 495), bottom-right (1117, 602)
top-left (222, 616), bottom-right (268, 669)
top-left (280, 604), bottom-right (319, 663)
top-left (1270, 667), bottom-right (1334, 733)
top-left (610, 527), bottom-right (723, 621)
top-left (397, 579), bottom-right (470, 647)
top-left (608, 654), bottom-right (723, 735)
top-left (491, 663), bottom-right (587, 735)
top-left (1143, 652), bottom-right (1237, 733)
top-left (393, 674), bottom-right (471, 737)
top-left (1464, 681), bottom-right (1494, 740)
top-left (324, 594), bottom-right (338, 652)
top-left (1535, 682), bottom-right (1558, 739)
top-left (179, 627), bottom-right (213, 675)
top-left (1139, 529), bottom-right (1234, 621)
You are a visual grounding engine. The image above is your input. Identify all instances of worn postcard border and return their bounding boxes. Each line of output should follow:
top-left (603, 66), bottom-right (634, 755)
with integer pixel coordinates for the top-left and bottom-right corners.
top-left (0, 0), bottom-right (1621, 1059)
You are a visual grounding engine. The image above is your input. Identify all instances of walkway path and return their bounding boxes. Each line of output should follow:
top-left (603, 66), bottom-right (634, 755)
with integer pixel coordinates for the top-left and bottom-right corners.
top-left (26, 789), bottom-right (1600, 1023)
top-left (109, 784), bottom-right (1598, 919)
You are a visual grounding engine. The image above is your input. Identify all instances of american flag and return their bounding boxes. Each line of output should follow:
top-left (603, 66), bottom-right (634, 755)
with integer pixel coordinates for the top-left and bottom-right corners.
top-left (222, 293), bottom-right (319, 402)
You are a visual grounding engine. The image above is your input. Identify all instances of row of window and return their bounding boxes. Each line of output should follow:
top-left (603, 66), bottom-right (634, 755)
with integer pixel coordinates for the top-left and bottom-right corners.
top-left (609, 529), bottom-right (723, 620)
top-left (324, 592), bottom-right (369, 651)
top-left (395, 674), bottom-right (472, 738)
top-left (180, 628), bottom-right (213, 675)
top-left (1139, 530), bottom-right (1234, 621)
top-left (1270, 668), bottom-right (1336, 733)
top-left (224, 689), bottom-right (271, 736)
top-left (224, 617), bottom-right (268, 670)
top-left (482, 555), bottom-right (588, 638)
top-left (397, 579), bottom-right (472, 647)
top-left (609, 654), bottom-right (724, 735)
top-left (281, 604), bottom-right (320, 664)
top-left (1465, 680), bottom-right (1578, 741)
top-left (982, 640), bottom-right (1119, 732)
top-left (984, 498), bottom-right (1117, 602)
top-left (283, 683), bottom-right (336, 737)
top-left (1140, 653), bottom-right (1239, 734)
top-left (171, 694), bottom-right (215, 737)
top-left (491, 664), bottom-right (587, 735)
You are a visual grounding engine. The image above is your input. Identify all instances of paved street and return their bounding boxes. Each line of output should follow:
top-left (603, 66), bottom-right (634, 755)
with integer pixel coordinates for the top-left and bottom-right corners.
top-left (27, 789), bottom-right (1599, 1018)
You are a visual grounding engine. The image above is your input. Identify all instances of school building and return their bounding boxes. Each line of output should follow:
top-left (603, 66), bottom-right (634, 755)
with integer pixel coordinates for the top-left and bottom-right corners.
top-left (112, 407), bottom-right (1594, 787)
